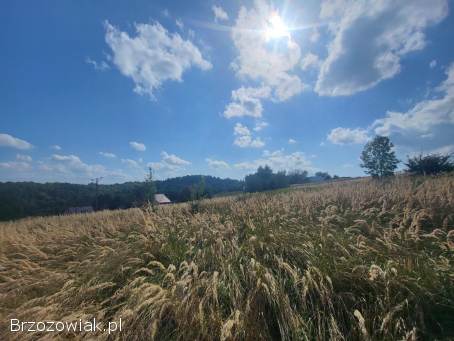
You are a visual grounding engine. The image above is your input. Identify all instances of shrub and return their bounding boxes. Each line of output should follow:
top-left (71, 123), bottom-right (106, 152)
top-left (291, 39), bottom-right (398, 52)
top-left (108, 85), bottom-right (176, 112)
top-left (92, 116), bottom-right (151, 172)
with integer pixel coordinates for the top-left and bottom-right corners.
top-left (405, 153), bottom-right (454, 175)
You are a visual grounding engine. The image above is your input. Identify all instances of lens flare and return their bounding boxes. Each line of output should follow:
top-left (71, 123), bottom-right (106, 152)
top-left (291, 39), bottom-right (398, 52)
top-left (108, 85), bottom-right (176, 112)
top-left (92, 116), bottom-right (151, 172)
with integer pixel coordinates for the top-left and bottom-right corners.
top-left (265, 13), bottom-right (290, 40)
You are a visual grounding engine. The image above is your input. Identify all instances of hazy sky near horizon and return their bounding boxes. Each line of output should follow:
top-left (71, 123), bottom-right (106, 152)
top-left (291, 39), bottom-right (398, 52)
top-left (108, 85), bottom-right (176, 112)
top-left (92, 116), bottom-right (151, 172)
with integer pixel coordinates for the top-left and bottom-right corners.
top-left (1, 0), bottom-right (454, 183)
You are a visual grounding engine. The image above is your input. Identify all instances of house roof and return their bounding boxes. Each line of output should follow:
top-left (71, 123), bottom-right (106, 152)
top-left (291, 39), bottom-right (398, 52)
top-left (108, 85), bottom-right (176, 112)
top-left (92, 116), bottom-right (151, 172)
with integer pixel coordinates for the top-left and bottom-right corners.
top-left (154, 193), bottom-right (171, 204)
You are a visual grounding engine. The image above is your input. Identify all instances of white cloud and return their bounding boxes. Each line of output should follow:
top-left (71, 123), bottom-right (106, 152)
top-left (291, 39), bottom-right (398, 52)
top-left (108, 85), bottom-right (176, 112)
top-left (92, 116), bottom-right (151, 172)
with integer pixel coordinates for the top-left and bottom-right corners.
top-left (301, 53), bottom-right (321, 71)
top-left (234, 122), bottom-right (251, 136)
top-left (129, 141), bottom-right (146, 151)
top-left (161, 151), bottom-right (190, 166)
top-left (206, 158), bottom-right (229, 169)
top-left (16, 154), bottom-right (32, 162)
top-left (234, 149), bottom-right (314, 172)
top-left (327, 127), bottom-right (369, 145)
top-left (51, 145), bottom-right (62, 151)
top-left (148, 151), bottom-right (191, 172)
top-left (0, 161), bottom-right (31, 171)
top-left (85, 57), bottom-right (110, 71)
top-left (105, 21), bottom-right (212, 98)
top-left (223, 86), bottom-right (271, 119)
top-left (316, 0), bottom-right (448, 96)
top-left (121, 158), bottom-right (140, 168)
top-left (373, 63), bottom-right (454, 135)
top-left (99, 152), bottom-right (117, 158)
top-left (254, 121), bottom-right (269, 131)
top-left (234, 136), bottom-right (265, 148)
top-left (430, 59), bottom-right (437, 68)
top-left (212, 5), bottom-right (229, 22)
top-left (430, 144), bottom-right (454, 155)
top-left (231, 0), bottom-right (306, 102)
top-left (49, 154), bottom-right (105, 177)
top-left (0, 133), bottom-right (33, 150)
top-left (288, 138), bottom-right (297, 144)
top-left (233, 123), bottom-right (265, 148)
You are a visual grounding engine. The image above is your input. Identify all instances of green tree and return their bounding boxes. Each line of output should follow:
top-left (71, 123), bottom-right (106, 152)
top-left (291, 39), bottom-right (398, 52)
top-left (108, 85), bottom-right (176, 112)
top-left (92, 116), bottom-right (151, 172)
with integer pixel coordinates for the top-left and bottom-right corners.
top-left (360, 136), bottom-right (399, 178)
top-left (287, 170), bottom-right (308, 184)
top-left (315, 171), bottom-right (332, 181)
top-left (405, 153), bottom-right (454, 175)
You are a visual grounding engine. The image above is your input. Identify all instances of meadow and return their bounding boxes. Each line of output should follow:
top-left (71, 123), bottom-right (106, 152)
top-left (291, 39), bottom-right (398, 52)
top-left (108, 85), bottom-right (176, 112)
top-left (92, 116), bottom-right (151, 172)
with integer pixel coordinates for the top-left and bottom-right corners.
top-left (0, 176), bottom-right (453, 340)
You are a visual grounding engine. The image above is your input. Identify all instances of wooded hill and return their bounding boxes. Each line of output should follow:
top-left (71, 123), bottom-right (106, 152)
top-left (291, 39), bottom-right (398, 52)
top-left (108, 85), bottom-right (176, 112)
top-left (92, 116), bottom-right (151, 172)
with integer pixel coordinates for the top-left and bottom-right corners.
top-left (0, 175), bottom-right (243, 221)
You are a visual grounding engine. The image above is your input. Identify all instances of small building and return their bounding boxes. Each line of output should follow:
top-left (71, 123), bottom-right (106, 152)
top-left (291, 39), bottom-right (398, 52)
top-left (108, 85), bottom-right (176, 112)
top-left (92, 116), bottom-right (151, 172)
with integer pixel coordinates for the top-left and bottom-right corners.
top-left (65, 206), bottom-right (94, 214)
top-left (154, 194), bottom-right (172, 205)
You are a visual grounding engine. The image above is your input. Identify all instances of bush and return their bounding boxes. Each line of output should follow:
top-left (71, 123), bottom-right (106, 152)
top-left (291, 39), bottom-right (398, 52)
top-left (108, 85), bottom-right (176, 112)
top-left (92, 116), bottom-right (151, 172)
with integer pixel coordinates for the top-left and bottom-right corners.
top-left (405, 153), bottom-right (454, 175)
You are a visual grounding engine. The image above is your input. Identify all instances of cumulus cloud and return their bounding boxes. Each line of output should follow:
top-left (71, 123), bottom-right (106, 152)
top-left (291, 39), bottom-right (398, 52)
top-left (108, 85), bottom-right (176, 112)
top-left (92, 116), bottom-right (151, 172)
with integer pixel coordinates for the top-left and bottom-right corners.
top-left (430, 59), bottom-right (437, 69)
top-left (99, 152), bottom-right (117, 158)
top-left (0, 133), bottom-right (33, 150)
top-left (206, 158), bottom-right (229, 169)
top-left (0, 154), bottom-right (33, 173)
top-left (49, 154), bottom-right (105, 178)
top-left (316, 0), bottom-right (448, 96)
top-left (253, 121), bottom-right (269, 132)
top-left (105, 21), bottom-right (212, 98)
top-left (288, 138), bottom-right (297, 144)
top-left (129, 141), bottom-right (146, 151)
top-left (161, 151), bottom-right (190, 166)
top-left (148, 151), bottom-right (191, 172)
top-left (234, 149), bottom-right (314, 172)
top-left (212, 5), bottom-right (229, 22)
top-left (327, 127), bottom-right (370, 145)
top-left (233, 123), bottom-right (265, 148)
top-left (51, 145), bottom-right (62, 151)
top-left (373, 63), bottom-right (454, 135)
top-left (231, 0), bottom-right (306, 102)
top-left (223, 86), bottom-right (271, 119)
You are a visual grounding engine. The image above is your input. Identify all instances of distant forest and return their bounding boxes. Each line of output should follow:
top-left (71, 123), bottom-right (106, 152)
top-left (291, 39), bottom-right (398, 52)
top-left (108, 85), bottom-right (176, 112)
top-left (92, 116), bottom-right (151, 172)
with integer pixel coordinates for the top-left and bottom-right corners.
top-left (0, 168), bottom-right (348, 221)
top-left (0, 175), bottom-right (244, 221)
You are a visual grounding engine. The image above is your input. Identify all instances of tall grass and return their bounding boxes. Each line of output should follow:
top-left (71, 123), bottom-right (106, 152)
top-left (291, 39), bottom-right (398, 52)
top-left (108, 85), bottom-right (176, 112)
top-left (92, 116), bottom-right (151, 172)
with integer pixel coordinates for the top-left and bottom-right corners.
top-left (1, 176), bottom-right (453, 340)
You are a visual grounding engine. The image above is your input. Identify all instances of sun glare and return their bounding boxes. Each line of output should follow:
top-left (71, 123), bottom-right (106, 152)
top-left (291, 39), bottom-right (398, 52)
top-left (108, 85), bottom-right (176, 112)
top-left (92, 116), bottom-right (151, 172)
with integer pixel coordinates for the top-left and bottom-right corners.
top-left (265, 13), bottom-right (290, 40)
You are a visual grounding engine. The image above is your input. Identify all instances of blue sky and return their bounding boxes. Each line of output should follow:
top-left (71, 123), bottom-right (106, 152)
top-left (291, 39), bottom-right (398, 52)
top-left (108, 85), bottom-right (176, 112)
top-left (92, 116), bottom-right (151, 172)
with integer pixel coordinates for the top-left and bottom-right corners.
top-left (1, 0), bottom-right (454, 183)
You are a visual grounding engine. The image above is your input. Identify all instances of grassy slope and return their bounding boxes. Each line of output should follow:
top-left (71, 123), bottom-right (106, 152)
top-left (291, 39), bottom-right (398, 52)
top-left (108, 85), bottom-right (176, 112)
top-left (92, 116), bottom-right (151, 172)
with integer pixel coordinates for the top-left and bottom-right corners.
top-left (1, 176), bottom-right (453, 340)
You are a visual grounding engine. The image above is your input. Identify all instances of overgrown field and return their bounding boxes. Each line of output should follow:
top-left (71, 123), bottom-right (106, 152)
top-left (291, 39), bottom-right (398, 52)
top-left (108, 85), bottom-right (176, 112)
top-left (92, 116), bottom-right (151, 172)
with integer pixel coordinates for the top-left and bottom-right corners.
top-left (1, 176), bottom-right (454, 340)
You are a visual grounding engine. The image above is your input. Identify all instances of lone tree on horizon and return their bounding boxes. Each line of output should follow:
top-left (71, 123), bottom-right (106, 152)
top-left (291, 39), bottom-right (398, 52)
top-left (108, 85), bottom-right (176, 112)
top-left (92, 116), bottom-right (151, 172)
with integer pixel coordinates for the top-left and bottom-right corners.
top-left (360, 136), bottom-right (399, 178)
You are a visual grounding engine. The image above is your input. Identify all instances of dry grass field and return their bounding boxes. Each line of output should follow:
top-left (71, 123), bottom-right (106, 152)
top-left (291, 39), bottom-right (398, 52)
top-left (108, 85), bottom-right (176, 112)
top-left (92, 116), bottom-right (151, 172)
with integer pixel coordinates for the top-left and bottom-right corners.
top-left (1, 176), bottom-right (454, 340)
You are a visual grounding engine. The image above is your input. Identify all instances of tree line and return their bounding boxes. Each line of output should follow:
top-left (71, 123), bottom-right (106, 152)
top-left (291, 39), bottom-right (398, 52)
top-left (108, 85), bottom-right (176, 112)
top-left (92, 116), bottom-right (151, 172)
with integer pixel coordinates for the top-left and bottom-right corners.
top-left (244, 167), bottom-right (342, 192)
top-left (243, 136), bottom-right (453, 194)
top-left (0, 175), bottom-right (243, 221)
top-left (1, 135), bottom-right (452, 221)
top-left (360, 135), bottom-right (454, 177)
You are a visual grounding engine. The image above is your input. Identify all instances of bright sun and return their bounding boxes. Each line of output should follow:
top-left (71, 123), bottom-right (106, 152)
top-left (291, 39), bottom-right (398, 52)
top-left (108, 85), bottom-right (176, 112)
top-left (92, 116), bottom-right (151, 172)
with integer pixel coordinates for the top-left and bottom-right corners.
top-left (264, 13), bottom-right (290, 40)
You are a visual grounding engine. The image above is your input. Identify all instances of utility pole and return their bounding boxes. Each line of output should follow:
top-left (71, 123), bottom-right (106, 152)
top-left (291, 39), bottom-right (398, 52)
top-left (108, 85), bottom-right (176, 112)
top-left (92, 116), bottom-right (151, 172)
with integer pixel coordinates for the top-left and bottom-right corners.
top-left (148, 167), bottom-right (153, 182)
top-left (146, 167), bottom-right (156, 205)
top-left (90, 177), bottom-right (103, 211)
